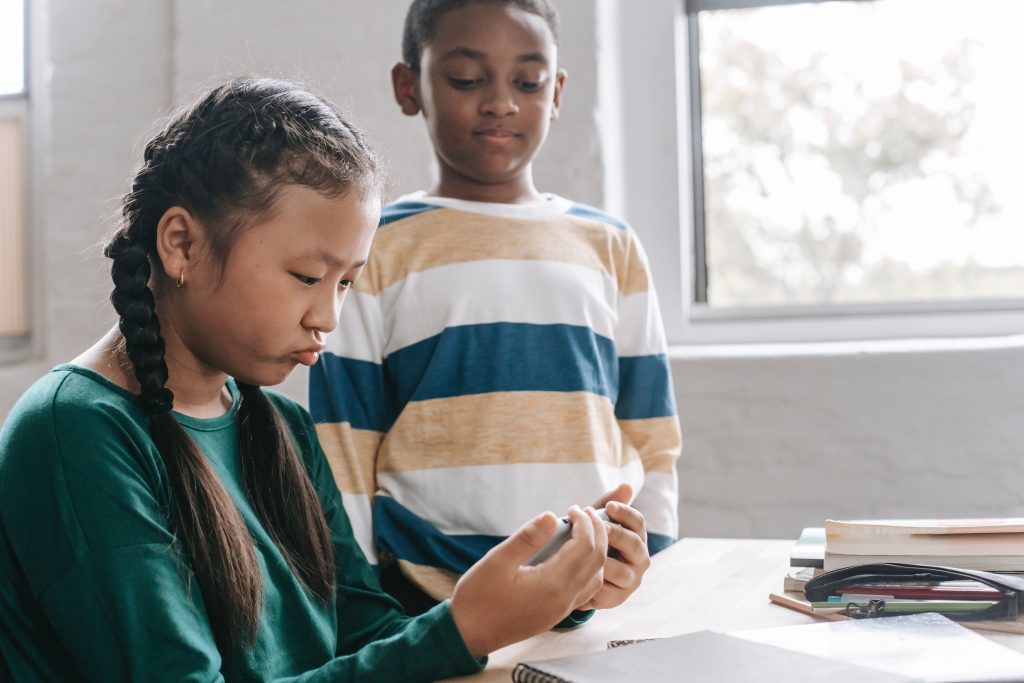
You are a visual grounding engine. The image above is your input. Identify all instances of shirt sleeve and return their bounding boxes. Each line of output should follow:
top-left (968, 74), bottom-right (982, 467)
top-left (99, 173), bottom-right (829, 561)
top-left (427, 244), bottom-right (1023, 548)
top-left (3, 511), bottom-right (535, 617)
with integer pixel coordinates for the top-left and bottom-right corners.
top-left (614, 233), bottom-right (682, 554)
top-left (308, 277), bottom-right (390, 567)
top-left (7, 397), bottom-right (227, 682)
top-left (288, 407), bottom-right (487, 682)
top-left (5, 389), bottom-right (483, 682)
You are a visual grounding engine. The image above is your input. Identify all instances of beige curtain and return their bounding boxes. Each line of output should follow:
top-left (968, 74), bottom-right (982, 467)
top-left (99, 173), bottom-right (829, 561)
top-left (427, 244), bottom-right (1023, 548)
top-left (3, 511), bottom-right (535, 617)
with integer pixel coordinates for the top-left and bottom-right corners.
top-left (0, 117), bottom-right (26, 337)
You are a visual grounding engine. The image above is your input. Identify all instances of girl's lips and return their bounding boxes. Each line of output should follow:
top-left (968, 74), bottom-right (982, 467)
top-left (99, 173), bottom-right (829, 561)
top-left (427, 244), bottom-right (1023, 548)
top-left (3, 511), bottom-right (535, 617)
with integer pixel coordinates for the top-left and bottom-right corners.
top-left (292, 350), bottom-right (320, 366)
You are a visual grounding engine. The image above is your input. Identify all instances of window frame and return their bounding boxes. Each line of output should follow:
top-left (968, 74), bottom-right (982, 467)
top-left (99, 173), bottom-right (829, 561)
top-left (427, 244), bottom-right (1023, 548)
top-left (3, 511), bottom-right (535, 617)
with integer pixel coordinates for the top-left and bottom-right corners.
top-left (609, 0), bottom-right (1024, 346)
top-left (0, 0), bottom-right (33, 363)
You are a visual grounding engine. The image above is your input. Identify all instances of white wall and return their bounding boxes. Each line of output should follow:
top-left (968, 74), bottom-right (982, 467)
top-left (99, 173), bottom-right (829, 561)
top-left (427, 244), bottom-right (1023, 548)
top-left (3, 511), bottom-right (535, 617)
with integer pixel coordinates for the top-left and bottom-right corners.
top-left (3, 0), bottom-right (1023, 540)
top-left (674, 339), bottom-right (1024, 538)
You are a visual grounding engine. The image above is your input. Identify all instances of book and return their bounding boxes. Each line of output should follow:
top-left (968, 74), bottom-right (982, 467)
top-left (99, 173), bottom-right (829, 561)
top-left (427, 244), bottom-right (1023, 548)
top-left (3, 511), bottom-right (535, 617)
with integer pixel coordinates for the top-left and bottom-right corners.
top-left (783, 565), bottom-right (822, 592)
top-left (824, 518), bottom-right (1024, 572)
top-left (791, 526), bottom-right (825, 568)
top-left (769, 590), bottom-right (1024, 634)
top-left (810, 598), bottom-right (998, 615)
top-left (733, 612), bottom-right (1024, 682)
top-left (825, 553), bottom-right (1024, 572)
top-left (511, 629), bottom-right (914, 683)
top-left (830, 579), bottom-right (1004, 601)
top-left (828, 518), bottom-right (1024, 537)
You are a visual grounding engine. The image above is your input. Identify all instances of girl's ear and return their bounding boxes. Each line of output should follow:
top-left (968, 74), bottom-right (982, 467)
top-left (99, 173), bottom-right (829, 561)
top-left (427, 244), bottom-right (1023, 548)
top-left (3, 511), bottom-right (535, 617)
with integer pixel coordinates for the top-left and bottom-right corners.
top-left (154, 206), bottom-right (201, 286)
top-left (391, 63), bottom-right (422, 117)
top-left (550, 68), bottom-right (568, 122)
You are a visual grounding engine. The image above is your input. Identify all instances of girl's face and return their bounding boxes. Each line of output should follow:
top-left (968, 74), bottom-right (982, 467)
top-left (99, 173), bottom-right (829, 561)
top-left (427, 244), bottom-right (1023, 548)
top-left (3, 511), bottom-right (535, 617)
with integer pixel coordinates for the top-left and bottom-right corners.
top-left (171, 184), bottom-right (379, 387)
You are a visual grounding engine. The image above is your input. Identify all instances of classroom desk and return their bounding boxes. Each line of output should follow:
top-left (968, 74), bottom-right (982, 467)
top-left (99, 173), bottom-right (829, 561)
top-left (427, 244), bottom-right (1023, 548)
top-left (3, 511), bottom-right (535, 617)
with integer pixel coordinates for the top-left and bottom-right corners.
top-left (443, 537), bottom-right (1024, 682)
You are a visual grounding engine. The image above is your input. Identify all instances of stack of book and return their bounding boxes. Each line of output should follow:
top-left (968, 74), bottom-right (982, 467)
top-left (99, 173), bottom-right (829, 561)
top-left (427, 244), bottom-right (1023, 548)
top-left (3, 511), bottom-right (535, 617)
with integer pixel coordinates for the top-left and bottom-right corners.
top-left (822, 518), bottom-right (1024, 572)
top-left (773, 518), bottom-right (1024, 633)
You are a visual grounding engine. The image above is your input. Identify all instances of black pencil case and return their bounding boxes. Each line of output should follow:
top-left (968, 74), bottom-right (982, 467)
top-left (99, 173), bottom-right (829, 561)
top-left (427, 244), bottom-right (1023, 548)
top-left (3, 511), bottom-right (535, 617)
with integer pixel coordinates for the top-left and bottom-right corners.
top-left (804, 562), bottom-right (1024, 621)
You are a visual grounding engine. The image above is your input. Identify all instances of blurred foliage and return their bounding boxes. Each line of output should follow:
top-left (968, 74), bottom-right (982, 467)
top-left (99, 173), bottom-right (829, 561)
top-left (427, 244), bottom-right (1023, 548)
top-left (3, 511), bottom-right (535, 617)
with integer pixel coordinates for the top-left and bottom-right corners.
top-left (699, 2), bottom-right (1024, 307)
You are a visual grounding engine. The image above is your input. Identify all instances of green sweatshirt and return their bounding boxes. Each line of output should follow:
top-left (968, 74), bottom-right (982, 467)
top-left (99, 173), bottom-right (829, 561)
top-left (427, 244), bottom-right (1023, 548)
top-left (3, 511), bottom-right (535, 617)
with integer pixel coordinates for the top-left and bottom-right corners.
top-left (0, 365), bottom-right (485, 682)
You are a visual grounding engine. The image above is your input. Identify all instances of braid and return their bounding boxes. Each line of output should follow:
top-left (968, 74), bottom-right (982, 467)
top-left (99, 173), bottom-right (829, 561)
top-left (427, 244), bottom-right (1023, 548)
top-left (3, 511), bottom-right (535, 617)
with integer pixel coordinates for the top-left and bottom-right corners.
top-left (105, 223), bottom-right (264, 652)
top-left (105, 232), bottom-right (173, 415)
top-left (237, 382), bottom-right (335, 600)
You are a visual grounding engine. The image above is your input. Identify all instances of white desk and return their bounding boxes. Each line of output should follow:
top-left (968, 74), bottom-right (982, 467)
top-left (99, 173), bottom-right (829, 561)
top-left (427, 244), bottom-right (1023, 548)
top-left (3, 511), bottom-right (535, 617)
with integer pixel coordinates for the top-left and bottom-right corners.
top-left (444, 538), bottom-right (1024, 681)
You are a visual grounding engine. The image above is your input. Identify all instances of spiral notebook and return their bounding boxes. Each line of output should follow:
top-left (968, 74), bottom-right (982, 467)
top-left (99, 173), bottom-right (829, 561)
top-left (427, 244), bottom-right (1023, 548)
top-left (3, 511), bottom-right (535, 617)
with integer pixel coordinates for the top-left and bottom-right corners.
top-left (511, 629), bottom-right (914, 683)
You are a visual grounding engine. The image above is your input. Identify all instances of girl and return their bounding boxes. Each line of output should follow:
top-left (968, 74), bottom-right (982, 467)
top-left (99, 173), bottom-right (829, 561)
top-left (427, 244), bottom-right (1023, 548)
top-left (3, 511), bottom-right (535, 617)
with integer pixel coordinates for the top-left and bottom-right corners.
top-left (0, 78), bottom-right (613, 681)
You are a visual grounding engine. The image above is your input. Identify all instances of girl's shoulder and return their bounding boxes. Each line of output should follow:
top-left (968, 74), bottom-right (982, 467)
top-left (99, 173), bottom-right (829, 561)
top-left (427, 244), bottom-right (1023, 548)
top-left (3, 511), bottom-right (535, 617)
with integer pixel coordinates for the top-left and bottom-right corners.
top-left (3, 364), bottom-right (144, 439)
top-left (0, 364), bottom-right (158, 498)
top-left (262, 388), bottom-right (319, 450)
top-left (262, 387), bottom-right (310, 424)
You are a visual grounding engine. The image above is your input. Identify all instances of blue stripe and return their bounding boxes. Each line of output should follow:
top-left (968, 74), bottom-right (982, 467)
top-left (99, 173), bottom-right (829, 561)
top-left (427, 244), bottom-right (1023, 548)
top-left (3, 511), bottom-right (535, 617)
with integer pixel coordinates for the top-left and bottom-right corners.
top-left (566, 203), bottom-right (629, 231)
top-left (309, 353), bottom-right (394, 432)
top-left (374, 496), bottom-right (502, 573)
top-left (386, 323), bottom-right (619, 410)
top-left (615, 354), bottom-right (676, 420)
top-left (648, 532), bottom-right (675, 555)
top-left (380, 200), bottom-right (439, 226)
top-left (375, 496), bottom-right (678, 572)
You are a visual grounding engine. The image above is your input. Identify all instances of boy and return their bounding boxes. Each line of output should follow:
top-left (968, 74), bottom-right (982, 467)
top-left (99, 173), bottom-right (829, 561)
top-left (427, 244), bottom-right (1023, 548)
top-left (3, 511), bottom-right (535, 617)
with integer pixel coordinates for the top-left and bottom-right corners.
top-left (310, 0), bottom-right (680, 617)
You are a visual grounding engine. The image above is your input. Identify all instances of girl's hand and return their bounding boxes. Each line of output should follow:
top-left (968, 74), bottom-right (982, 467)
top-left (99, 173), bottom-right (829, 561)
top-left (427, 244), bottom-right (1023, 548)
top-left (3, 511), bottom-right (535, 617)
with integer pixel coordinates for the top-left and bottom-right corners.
top-left (575, 483), bottom-right (652, 610)
top-left (449, 506), bottom-right (608, 658)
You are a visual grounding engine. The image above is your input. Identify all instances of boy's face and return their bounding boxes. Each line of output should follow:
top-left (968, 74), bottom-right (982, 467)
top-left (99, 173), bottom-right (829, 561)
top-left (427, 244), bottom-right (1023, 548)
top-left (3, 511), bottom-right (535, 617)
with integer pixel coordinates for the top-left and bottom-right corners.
top-left (393, 3), bottom-right (566, 200)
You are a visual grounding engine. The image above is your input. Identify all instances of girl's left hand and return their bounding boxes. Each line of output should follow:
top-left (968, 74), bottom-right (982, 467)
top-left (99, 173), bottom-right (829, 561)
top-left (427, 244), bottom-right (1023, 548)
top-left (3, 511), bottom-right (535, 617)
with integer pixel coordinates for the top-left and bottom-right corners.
top-left (575, 483), bottom-right (652, 610)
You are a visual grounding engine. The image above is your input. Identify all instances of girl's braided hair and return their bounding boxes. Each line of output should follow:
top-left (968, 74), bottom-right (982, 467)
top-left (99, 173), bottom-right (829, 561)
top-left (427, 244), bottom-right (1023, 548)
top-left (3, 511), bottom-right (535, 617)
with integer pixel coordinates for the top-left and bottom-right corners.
top-left (103, 77), bottom-right (381, 653)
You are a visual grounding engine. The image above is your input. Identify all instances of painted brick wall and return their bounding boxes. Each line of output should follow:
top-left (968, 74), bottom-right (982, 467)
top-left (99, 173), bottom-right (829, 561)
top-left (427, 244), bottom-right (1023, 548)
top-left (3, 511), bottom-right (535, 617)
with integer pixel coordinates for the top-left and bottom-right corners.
top-left (3, 0), bottom-right (1022, 541)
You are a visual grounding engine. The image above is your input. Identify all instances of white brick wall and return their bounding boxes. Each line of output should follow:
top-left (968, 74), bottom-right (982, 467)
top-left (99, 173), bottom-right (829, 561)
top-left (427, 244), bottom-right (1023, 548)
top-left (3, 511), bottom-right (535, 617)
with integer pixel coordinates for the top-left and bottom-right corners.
top-left (2, 0), bottom-right (1022, 539)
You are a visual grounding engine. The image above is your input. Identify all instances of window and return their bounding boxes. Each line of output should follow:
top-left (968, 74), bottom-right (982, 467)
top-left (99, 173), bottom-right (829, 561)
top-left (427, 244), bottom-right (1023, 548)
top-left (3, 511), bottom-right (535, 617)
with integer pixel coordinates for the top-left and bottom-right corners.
top-left (0, 0), bottom-right (28, 349)
top-left (687, 0), bottom-right (1024, 312)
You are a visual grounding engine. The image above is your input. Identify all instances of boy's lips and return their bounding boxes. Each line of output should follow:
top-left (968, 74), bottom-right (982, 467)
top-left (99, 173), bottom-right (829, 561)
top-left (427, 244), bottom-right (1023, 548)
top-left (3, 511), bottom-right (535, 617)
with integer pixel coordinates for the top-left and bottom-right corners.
top-left (473, 128), bottom-right (520, 144)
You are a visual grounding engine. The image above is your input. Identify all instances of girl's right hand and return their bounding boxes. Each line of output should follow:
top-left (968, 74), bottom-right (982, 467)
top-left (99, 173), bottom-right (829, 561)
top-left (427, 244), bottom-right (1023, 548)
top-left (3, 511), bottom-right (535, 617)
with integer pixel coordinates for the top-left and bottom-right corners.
top-left (448, 506), bottom-right (608, 658)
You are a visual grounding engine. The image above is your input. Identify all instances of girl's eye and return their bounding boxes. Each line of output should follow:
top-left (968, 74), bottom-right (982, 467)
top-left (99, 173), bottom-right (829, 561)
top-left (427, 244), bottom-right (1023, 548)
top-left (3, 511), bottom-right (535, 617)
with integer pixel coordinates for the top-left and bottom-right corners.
top-left (448, 77), bottom-right (481, 90)
top-left (292, 273), bottom-right (321, 286)
top-left (338, 279), bottom-right (353, 290)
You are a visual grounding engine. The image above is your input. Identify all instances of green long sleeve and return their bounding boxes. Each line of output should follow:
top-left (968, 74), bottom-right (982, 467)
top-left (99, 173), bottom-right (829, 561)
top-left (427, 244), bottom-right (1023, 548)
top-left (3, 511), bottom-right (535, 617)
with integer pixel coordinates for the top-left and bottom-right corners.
top-left (0, 365), bottom-right (485, 681)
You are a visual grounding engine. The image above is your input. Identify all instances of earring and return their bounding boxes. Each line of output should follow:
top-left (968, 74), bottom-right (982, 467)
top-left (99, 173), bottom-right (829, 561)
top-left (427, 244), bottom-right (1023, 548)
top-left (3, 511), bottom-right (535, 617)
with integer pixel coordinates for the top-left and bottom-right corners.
top-left (176, 271), bottom-right (185, 289)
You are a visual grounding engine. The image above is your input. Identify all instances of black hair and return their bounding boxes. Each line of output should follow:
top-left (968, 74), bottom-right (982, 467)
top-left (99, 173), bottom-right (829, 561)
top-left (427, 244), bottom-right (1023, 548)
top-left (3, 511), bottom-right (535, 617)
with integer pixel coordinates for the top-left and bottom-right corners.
top-left (103, 77), bottom-right (382, 653)
top-left (401, 0), bottom-right (561, 72)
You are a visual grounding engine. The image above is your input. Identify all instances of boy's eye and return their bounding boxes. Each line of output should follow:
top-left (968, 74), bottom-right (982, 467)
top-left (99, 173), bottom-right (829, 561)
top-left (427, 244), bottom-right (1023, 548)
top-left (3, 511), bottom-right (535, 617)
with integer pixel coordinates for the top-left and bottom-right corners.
top-left (292, 273), bottom-right (321, 286)
top-left (448, 77), bottom-right (482, 90)
top-left (338, 279), bottom-right (353, 290)
top-left (517, 79), bottom-right (544, 93)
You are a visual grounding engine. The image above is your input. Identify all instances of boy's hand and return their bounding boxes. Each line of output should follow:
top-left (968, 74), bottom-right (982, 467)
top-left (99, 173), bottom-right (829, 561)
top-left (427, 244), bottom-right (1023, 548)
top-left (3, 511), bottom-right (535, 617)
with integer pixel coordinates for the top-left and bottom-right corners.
top-left (449, 506), bottom-right (608, 658)
top-left (576, 484), bottom-right (652, 611)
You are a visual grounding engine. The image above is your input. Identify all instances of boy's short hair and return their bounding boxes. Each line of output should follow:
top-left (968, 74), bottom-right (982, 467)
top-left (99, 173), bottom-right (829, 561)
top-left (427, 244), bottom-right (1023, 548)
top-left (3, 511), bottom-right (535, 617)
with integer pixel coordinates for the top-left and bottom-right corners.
top-left (401, 0), bottom-right (561, 72)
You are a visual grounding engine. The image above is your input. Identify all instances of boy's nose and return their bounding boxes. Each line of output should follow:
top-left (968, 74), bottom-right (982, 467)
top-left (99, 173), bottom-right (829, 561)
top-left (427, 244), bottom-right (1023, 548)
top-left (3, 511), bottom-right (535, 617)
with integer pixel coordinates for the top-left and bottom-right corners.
top-left (481, 86), bottom-right (519, 117)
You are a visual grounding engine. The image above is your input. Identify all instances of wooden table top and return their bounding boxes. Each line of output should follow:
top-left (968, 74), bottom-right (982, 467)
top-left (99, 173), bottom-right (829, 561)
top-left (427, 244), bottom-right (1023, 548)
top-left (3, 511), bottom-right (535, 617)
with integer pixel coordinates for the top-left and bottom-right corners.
top-left (443, 537), bottom-right (1024, 681)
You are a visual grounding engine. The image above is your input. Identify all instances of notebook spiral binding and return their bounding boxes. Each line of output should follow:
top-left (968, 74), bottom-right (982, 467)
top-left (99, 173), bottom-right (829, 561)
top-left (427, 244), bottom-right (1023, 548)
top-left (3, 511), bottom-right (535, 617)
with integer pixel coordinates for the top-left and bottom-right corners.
top-left (511, 662), bottom-right (571, 683)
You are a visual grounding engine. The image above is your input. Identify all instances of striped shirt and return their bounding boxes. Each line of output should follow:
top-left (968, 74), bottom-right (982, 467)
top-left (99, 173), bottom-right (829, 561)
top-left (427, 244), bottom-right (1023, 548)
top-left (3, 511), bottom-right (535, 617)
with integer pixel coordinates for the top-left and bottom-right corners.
top-left (309, 192), bottom-right (681, 600)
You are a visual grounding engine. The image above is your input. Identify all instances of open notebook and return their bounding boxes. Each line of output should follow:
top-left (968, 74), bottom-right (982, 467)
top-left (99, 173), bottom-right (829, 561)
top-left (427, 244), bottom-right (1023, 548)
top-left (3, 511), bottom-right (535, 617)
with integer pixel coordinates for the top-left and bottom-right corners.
top-left (514, 614), bottom-right (1024, 683)
top-left (512, 629), bottom-right (914, 683)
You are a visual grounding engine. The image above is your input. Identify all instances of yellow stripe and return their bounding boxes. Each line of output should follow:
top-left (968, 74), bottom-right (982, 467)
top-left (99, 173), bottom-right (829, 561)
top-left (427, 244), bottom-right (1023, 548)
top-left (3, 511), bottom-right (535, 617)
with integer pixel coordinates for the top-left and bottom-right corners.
top-left (618, 416), bottom-right (681, 476)
top-left (315, 423), bottom-right (382, 495)
top-left (358, 209), bottom-right (649, 297)
top-left (397, 559), bottom-right (459, 602)
top-left (377, 391), bottom-right (638, 473)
